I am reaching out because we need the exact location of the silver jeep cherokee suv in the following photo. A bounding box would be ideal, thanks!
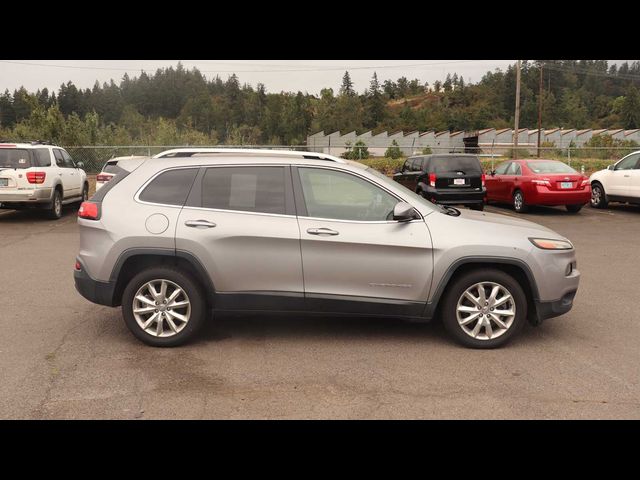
[74,149,580,348]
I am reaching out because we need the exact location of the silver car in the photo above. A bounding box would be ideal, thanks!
[74,150,580,348]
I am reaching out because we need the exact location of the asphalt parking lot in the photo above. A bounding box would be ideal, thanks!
[1,200,639,419]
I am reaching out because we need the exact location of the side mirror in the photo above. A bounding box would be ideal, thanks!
[490,170,496,176]
[76,161,85,169]
[607,164,614,171]
[393,202,417,222]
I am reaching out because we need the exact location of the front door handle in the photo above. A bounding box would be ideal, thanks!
[185,219,217,228]
[624,174,630,177]
[307,227,339,236]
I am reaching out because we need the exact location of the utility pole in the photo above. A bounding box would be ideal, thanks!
[513,60,521,159]
[537,61,543,158]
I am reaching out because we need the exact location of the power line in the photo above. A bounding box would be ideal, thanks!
[0,59,490,74]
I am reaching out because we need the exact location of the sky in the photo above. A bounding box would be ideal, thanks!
[0,60,521,95]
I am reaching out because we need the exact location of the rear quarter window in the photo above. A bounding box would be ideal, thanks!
[103,161,120,174]
[33,148,52,167]
[139,168,199,206]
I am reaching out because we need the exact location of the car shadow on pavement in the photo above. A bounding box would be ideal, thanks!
[0,207,77,222]
[196,313,452,346]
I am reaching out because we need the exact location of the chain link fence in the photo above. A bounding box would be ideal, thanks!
[64,144,639,175]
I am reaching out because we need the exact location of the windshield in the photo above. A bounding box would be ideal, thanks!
[0,149,32,169]
[364,167,440,212]
[526,160,577,174]
[431,156,481,174]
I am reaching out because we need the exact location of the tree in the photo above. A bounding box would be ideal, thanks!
[339,71,355,96]
[385,139,402,159]
[621,86,640,129]
[364,72,385,128]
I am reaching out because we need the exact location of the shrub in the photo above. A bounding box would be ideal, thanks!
[385,140,403,159]
[421,146,432,154]
[341,140,370,160]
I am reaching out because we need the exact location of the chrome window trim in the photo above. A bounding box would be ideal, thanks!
[133,163,425,224]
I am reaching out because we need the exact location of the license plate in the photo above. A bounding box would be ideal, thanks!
[453,178,466,185]
[560,182,573,189]
[0,178,8,187]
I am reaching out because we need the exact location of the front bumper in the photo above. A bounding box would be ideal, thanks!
[532,289,577,324]
[423,186,486,205]
[74,261,118,307]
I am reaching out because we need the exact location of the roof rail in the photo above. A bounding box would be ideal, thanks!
[30,140,56,146]
[151,148,345,163]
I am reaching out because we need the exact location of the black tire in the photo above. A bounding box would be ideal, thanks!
[590,182,608,209]
[566,204,583,213]
[47,189,62,219]
[121,266,207,347]
[513,190,528,213]
[441,268,527,349]
[469,203,484,211]
[79,183,89,205]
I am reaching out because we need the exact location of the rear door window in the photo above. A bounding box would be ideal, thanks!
[201,166,286,215]
[494,162,511,175]
[139,168,199,206]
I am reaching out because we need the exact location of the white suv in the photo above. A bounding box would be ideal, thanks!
[590,151,640,208]
[0,142,88,219]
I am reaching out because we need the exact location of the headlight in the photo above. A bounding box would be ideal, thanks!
[529,237,573,250]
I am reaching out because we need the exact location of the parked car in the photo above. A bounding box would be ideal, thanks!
[96,156,148,192]
[589,151,640,208]
[0,141,88,219]
[393,154,486,210]
[485,159,590,213]
[74,149,580,349]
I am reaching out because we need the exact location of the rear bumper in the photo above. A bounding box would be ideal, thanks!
[423,186,486,205]
[529,188,591,206]
[74,260,118,307]
[0,187,52,204]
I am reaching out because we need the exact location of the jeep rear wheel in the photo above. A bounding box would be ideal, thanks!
[121,266,207,347]
[441,269,527,348]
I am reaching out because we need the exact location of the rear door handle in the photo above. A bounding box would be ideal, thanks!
[185,219,216,228]
[307,227,339,236]
[624,174,630,177]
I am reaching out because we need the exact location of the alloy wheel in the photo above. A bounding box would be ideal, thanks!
[591,185,601,206]
[132,279,191,337]
[456,282,516,340]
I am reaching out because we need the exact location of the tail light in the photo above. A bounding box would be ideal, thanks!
[429,173,436,187]
[532,179,551,187]
[26,171,46,184]
[481,173,486,187]
[96,174,113,183]
[580,179,589,187]
[78,201,101,220]
[74,260,82,271]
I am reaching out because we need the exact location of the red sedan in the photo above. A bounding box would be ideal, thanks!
[485,159,591,213]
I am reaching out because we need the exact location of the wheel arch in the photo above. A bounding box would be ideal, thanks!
[109,249,215,308]
[425,257,541,325]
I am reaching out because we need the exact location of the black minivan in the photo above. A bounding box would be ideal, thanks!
[393,154,486,210]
